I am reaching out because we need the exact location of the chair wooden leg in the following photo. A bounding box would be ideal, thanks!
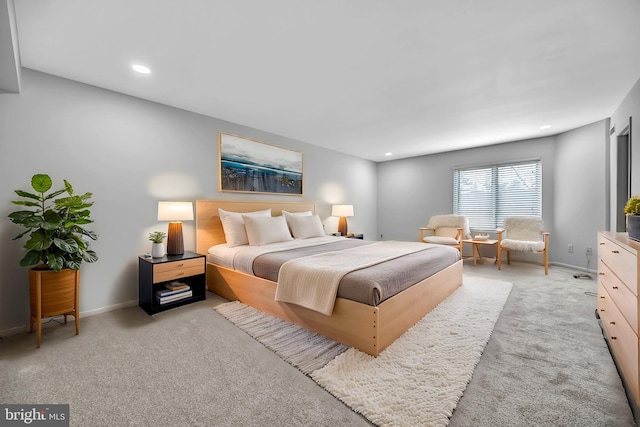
[36,316,41,349]
[506,251,511,265]
[543,249,549,275]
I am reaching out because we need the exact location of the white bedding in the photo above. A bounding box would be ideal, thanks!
[207,236,342,274]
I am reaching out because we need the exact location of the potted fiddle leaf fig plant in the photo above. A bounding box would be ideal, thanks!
[9,173,98,347]
[624,195,640,242]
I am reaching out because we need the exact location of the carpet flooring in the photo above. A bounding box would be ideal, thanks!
[0,261,636,426]
[215,276,513,426]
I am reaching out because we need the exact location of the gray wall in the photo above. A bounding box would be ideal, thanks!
[554,121,609,269]
[377,121,609,270]
[0,69,377,334]
[610,78,640,231]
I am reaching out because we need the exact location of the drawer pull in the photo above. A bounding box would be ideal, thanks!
[600,309,605,312]
[611,336,617,340]
[599,272,605,275]
[600,296,605,299]
[612,250,620,254]
[612,286,618,289]
[610,321,616,325]
[600,242,605,245]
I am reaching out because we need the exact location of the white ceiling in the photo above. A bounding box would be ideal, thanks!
[8,0,640,162]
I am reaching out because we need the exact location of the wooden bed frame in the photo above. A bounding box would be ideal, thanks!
[196,200,463,357]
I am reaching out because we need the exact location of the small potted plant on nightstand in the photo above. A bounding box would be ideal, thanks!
[149,231,166,258]
[625,195,640,241]
[9,173,98,347]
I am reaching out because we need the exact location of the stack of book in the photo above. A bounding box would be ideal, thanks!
[155,281,192,305]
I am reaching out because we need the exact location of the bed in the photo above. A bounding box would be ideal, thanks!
[196,200,463,357]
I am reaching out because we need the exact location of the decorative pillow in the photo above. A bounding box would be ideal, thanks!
[282,210,312,230]
[243,215,294,246]
[288,215,326,239]
[423,236,459,245]
[218,208,271,247]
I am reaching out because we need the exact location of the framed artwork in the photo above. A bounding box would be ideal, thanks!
[218,133,303,195]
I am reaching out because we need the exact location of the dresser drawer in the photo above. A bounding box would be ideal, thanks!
[153,258,205,283]
[599,259,638,333]
[598,235,638,295]
[598,282,640,404]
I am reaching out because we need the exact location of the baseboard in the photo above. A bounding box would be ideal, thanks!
[0,299,138,338]
[0,325,28,337]
[80,299,138,317]
[549,261,596,275]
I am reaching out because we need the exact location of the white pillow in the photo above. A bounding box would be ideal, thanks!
[288,215,326,239]
[282,209,311,227]
[218,208,271,247]
[243,215,294,246]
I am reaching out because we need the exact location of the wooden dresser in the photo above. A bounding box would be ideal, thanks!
[597,231,640,413]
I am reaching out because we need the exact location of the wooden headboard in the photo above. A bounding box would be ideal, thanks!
[195,200,317,255]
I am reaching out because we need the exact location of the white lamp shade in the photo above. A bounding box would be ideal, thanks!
[331,204,354,217]
[158,201,194,221]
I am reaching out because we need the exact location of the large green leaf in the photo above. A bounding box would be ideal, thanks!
[63,179,73,195]
[53,237,79,254]
[41,209,64,230]
[82,250,98,263]
[11,200,41,207]
[66,259,82,270]
[8,210,36,224]
[13,190,42,201]
[43,188,66,201]
[46,254,64,272]
[71,218,92,225]
[31,174,52,193]
[24,229,53,251]
[20,250,42,267]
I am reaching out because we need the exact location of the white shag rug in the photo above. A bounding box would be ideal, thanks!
[214,275,512,427]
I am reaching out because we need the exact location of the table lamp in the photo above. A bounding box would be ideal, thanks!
[158,201,194,255]
[331,204,354,236]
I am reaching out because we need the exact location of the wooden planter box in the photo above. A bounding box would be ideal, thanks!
[29,267,80,348]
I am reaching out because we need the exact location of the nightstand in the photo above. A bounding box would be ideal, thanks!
[347,233,364,240]
[138,251,206,315]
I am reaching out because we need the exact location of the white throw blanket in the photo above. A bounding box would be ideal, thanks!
[275,241,430,315]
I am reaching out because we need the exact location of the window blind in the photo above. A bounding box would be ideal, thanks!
[453,160,542,231]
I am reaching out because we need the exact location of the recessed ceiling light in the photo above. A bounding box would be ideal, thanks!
[132,64,151,74]
[385,152,393,156]
[539,125,551,130]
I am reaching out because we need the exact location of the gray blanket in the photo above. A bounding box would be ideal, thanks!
[252,240,460,306]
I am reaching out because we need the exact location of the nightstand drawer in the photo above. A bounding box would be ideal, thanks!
[153,258,204,283]
[599,235,637,295]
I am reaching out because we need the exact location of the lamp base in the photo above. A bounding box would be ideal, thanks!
[338,217,348,236]
[166,222,184,255]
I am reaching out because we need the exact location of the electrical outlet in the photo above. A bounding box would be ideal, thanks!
[568,244,573,253]
[586,247,592,256]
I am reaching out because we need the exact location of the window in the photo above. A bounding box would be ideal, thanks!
[453,160,542,231]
